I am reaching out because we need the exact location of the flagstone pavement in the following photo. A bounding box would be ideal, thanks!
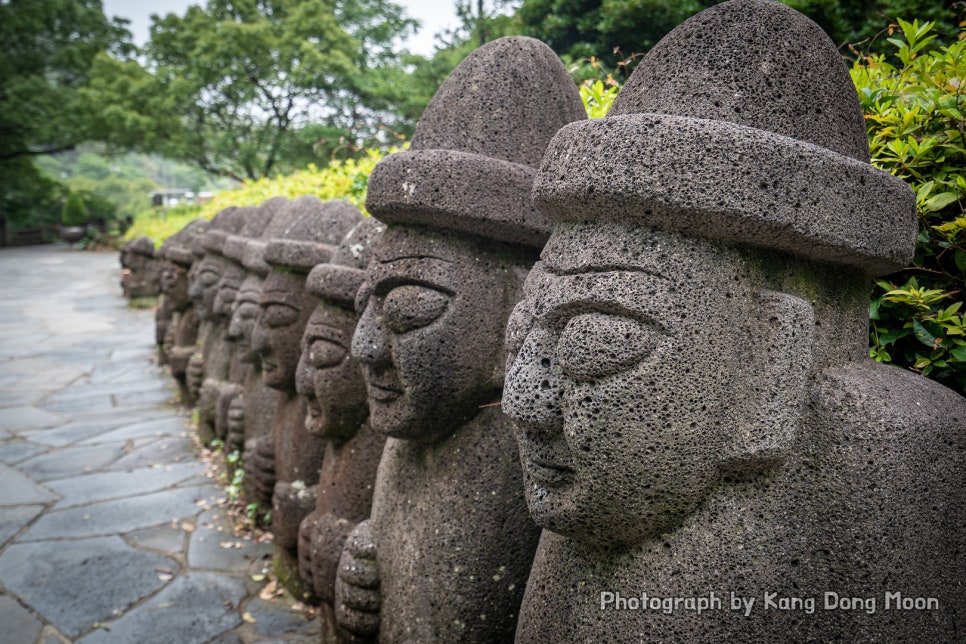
[0,245,320,643]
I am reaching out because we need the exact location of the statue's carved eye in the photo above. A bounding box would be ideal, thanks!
[382,285,450,333]
[200,269,221,286]
[505,299,534,362]
[262,303,299,328]
[308,339,347,369]
[557,312,662,381]
[235,301,260,321]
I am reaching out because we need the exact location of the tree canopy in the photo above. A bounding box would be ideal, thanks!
[82,0,420,182]
[0,0,131,225]
[515,0,965,73]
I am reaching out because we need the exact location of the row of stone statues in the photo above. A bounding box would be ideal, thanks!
[127,1,963,641]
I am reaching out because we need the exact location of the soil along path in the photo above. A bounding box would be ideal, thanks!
[0,245,318,643]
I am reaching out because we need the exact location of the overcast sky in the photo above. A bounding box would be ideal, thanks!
[101,0,462,56]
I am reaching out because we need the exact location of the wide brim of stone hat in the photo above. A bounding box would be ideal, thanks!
[201,229,231,255]
[222,235,270,276]
[162,245,195,267]
[365,149,551,249]
[305,263,364,307]
[222,234,247,264]
[532,112,917,275]
[264,240,334,272]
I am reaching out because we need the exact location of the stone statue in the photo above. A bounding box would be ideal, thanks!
[295,218,386,637]
[196,197,289,446]
[190,205,257,444]
[119,236,161,299]
[246,196,361,595]
[185,206,243,408]
[221,196,290,453]
[157,219,208,402]
[334,36,586,642]
[502,1,966,641]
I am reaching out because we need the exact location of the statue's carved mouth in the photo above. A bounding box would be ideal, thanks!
[367,381,401,401]
[528,458,574,487]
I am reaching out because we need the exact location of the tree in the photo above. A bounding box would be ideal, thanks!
[82,0,420,182]
[0,0,131,225]
[515,0,964,72]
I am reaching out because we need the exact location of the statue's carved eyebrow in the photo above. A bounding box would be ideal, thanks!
[552,264,667,279]
[376,254,451,264]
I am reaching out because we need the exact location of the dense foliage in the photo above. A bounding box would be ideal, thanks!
[81,0,418,182]
[515,0,963,71]
[124,149,389,243]
[853,19,966,394]
[0,0,131,227]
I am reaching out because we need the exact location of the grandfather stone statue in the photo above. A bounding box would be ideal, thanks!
[119,236,162,299]
[246,196,361,594]
[503,1,966,641]
[295,218,386,636]
[186,206,243,408]
[334,36,586,642]
[221,196,290,453]
[157,219,208,402]
[190,205,256,444]
[197,197,288,445]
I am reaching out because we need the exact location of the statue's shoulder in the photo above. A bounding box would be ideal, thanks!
[814,359,966,435]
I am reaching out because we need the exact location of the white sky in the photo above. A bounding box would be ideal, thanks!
[101,0,462,56]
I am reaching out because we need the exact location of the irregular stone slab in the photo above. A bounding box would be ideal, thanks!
[112,388,174,408]
[0,439,47,464]
[44,378,170,404]
[123,523,187,555]
[0,535,176,638]
[17,444,127,481]
[0,388,49,407]
[0,505,44,547]
[77,417,191,446]
[107,436,196,470]
[187,508,272,573]
[18,484,220,541]
[28,406,175,447]
[0,406,65,432]
[46,461,205,509]
[0,594,43,644]
[25,422,125,448]
[76,572,246,644]
[38,394,115,414]
[0,463,58,504]
[246,597,318,637]
[86,363,147,385]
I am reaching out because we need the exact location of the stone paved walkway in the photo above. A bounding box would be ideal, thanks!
[0,245,319,643]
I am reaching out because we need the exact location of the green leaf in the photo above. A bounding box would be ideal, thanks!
[913,318,946,348]
[923,192,959,212]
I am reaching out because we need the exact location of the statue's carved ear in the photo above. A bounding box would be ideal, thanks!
[727,290,814,471]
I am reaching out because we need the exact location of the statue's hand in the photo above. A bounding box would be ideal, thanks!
[335,519,380,640]
[225,395,245,453]
[302,511,356,603]
[186,353,204,398]
[243,435,275,504]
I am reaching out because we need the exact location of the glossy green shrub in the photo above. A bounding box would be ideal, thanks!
[852,19,966,394]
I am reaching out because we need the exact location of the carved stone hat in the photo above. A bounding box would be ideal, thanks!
[202,205,255,257]
[261,196,362,274]
[191,206,240,259]
[532,0,916,275]
[122,236,156,260]
[222,196,290,277]
[159,219,209,267]
[305,217,385,309]
[365,36,586,249]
